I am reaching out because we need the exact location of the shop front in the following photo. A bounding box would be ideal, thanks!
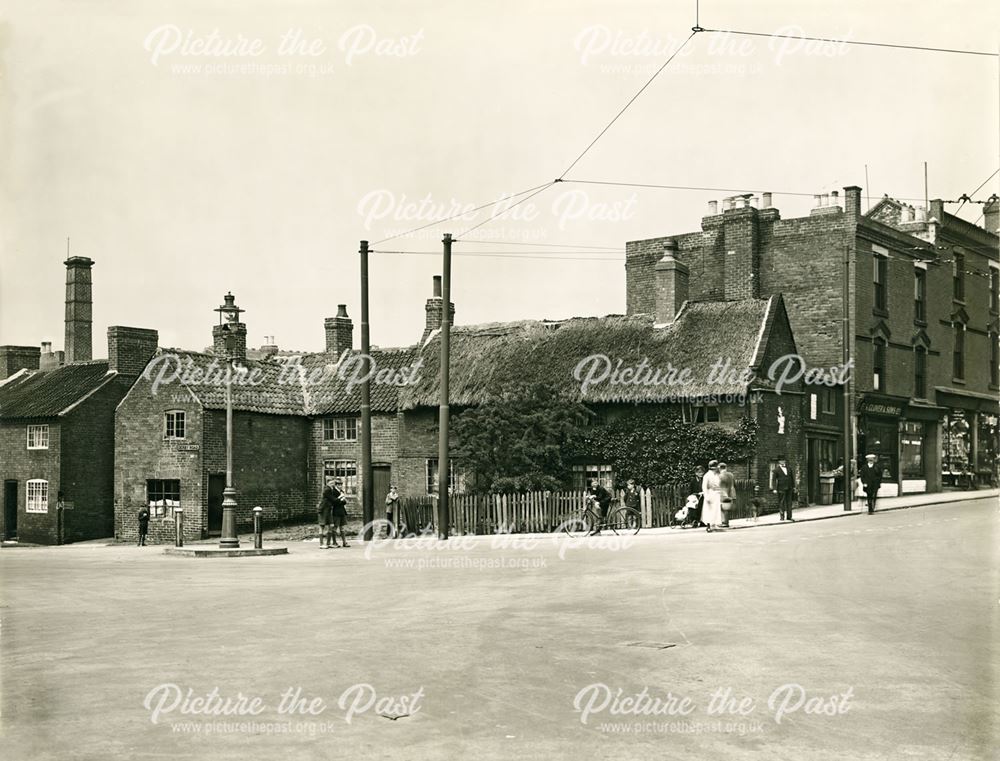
[936,387,1000,490]
[900,400,945,494]
[856,393,909,498]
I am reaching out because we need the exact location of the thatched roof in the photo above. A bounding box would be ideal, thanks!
[399,297,779,409]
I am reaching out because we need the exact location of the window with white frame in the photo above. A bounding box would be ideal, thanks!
[425,458,466,495]
[27,424,49,449]
[323,417,359,442]
[572,464,613,491]
[164,411,186,440]
[26,480,49,513]
[324,460,358,495]
[147,479,180,517]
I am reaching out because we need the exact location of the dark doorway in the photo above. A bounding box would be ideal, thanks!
[208,474,225,536]
[3,480,17,540]
[372,465,392,506]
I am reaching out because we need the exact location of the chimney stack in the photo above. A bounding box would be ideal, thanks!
[654,239,689,326]
[324,305,354,356]
[422,276,455,343]
[984,197,999,235]
[107,327,158,376]
[39,342,64,370]
[212,292,248,362]
[0,346,41,380]
[844,186,862,225]
[64,256,94,363]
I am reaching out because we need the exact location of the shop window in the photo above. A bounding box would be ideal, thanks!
[942,412,971,476]
[901,422,924,479]
[147,479,180,517]
[324,460,358,496]
[977,414,998,484]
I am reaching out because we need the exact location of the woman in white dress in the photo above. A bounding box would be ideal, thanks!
[701,460,723,532]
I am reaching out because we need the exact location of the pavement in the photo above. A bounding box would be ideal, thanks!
[1,496,997,760]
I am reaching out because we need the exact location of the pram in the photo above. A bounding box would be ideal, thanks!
[673,493,704,528]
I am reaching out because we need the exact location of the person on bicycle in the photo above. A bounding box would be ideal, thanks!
[587,478,613,534]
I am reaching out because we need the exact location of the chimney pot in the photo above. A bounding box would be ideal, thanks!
[813,194,822,208]
[762,192,772,209]
[722,198,733,212]
[707,200,718,215]
[336,304,349,319]
[41,341,52,353]
[830,190,840,206]
[432,275,442,297]
[654,245,689,325]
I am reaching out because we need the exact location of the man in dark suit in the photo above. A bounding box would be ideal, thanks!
[772,458,795,521]
[859,453,883,514]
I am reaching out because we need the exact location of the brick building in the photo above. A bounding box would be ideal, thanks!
[625,186,1000,500]
[0,257,157,544]
[113,293,420,543]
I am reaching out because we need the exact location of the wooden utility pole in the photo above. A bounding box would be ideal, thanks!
[437,233,452,540]
[360,240,374,540]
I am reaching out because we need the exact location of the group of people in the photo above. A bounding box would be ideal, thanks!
[690,460,739,532]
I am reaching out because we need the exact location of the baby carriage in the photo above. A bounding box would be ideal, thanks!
[673,493,704,528]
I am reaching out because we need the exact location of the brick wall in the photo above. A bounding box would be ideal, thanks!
[307,413,401,517]
[202,409,310,531]
[115,379,203,544]
[0,419,61,543]
[59,377,133,542]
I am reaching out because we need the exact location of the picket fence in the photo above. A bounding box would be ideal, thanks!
[396,479,759,535]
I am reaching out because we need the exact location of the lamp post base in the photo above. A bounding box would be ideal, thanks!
[219,487,240,549]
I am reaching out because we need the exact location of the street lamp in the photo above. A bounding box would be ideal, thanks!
[219,325,240,549]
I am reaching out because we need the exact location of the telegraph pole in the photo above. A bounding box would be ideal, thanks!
[842,245,853,511]
[360,240,374,540]
[437,233,452,540]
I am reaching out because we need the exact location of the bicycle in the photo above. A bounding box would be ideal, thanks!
[561,496,641,538]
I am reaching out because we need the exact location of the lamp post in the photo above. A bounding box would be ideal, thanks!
[219,325,240,549]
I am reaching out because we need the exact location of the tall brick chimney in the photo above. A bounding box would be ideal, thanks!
[0,346,41,380]
[324,305,353,356]
[422,275,455,343]
[654,239,688,326]
[212,292,248,362]
[107,327,159,376]
[64,256,94,363]
[722,198,760,300]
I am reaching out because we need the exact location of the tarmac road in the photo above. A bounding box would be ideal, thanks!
[1,497,996,760]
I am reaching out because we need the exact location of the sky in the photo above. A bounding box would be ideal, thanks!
[1,0,998,354]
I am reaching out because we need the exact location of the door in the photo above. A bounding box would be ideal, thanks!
[806,439,819,504]
[3,481,17,540]
[207,474,225,536]
[372,465,392,511]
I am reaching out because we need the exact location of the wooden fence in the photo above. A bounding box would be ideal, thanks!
[397,479,760,535]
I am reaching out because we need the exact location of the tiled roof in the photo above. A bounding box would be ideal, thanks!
[0,362,115,419]
[399,298,775,409]
[154,350,307,416]
[298,348,418,415]
[153,347,418,417]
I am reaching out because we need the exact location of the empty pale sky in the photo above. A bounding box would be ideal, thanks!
[1,0,997,353]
